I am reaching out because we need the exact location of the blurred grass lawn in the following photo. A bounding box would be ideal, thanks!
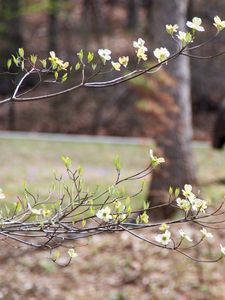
[0,137,224,204]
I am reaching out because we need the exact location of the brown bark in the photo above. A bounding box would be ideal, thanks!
[0,0,22,130]
[147,0,197,219]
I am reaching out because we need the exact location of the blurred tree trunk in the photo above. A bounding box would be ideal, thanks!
[81,0,103,47]
[127,0,139,31]
[0,0,22,130]
[48,0,60,52]
[147,0,197,219]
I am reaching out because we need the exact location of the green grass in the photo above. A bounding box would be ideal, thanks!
[0,137,224,204]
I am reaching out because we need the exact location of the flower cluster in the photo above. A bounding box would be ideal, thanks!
[176,184,208,214]
[48,51,69,71]
[133,38,148,61]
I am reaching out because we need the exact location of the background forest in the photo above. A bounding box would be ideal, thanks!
[0,0,225,140]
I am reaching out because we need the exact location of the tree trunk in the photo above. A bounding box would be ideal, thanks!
[48,0,60,52]
[147,0,197,219]
[127,0,139,31]
[0,0,22,130]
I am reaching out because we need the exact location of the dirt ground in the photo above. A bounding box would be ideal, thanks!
[0,224,224,300]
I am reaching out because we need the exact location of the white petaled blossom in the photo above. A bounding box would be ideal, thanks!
[0,188,5,200]
[176,197,191,212]
[111,61,121,71]
[213,16,225,32]
[96,207,112,222]
[68,248,78,258]
[133,38,148,51]
[149,149,165,167]
[155,230,172,246]
[220,244,225,256]
[153,47,170,63]
[176,31,193,46]
[189,194,208,213]
[98,49,111,61]
[186,17,204,32]
[178,229,193,242]
[136,48,148,61]
[200,228,213,239]
[166,24,179,35]
[133,38,148,61]
[182,184,194,198]
[49,51,69,70]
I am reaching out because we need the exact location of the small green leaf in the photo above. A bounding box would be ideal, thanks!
[175,188,180,198]
[75,62,81,71]
[7,59,12,70]
[54,71,58,80]
[169,186,173,195]
[40,59,47,69]
[61,73,68,83]
[92,63,97,71]
[30,54,37,65]
[87,51,94,63]
[82,219,86,227]
[18,48,24,58]
[12,55,19,67]
[77,49,83,61]
[113,156,122,172]
[61,156,72,168]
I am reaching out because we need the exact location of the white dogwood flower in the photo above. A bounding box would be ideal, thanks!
[176,31,192,46]
[182,184,194,198]
[133,38,148,51]
[213,16,225,32]
[186,17,204,32]
[176,197,191,212]
[166,24,179,35]
[111,61,121,71]
[178,229,193,242]
[137,48,148,61]
[118,56,129,67]
[98,49,111,61]
[200,228,213,239]
[96,207,112,222]
[153,47,170,63]
[149,149,165,167]
[155,230,171,246]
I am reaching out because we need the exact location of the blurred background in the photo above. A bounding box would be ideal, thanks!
[0,1,225,299]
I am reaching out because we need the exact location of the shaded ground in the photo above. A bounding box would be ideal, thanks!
[0,229,224,300]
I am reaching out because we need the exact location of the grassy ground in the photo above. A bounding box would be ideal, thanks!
[0,137,224,201]
[0,137,224,300]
